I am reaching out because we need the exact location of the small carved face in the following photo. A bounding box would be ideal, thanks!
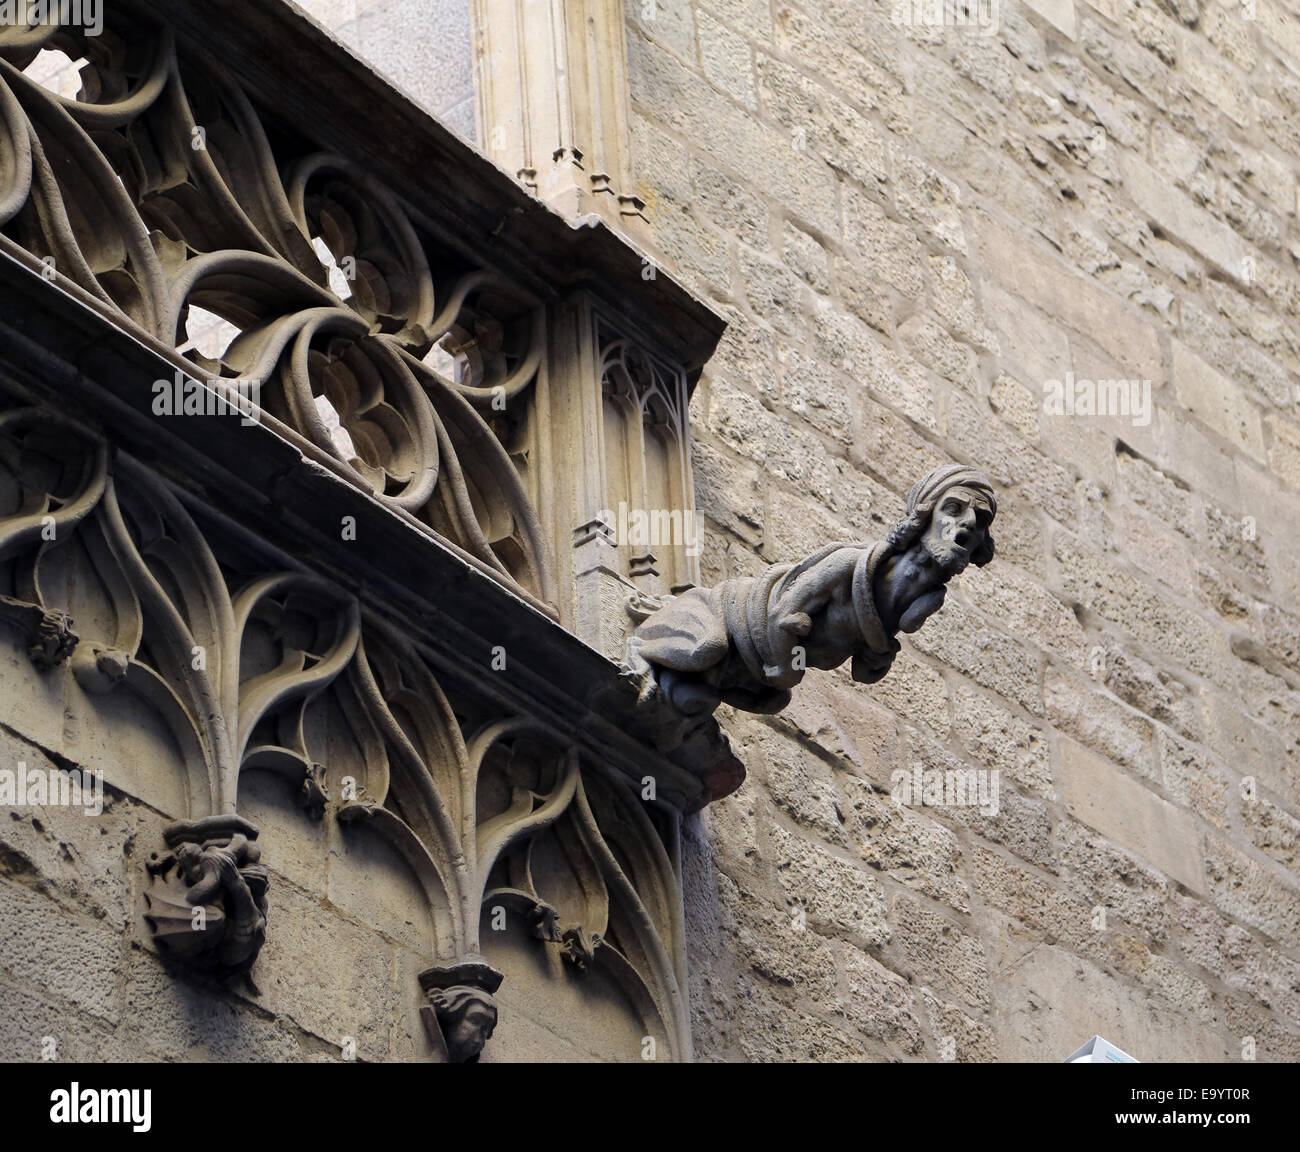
[920,485,994,574]
[438,990,498,1063]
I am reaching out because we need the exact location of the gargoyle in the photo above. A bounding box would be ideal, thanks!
[625,464,996,740]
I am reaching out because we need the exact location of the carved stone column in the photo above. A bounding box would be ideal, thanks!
[473,0,646,231]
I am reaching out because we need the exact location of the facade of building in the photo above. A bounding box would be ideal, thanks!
[1,0,1298,1063]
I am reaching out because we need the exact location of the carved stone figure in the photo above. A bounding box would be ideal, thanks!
[626,465,996,738]
[418,962,504,1063]
[0,598,78,669]
[143,816,270,984]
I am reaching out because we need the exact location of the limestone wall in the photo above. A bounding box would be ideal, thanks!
[295,0,478,140]
[624,0,1300,1061]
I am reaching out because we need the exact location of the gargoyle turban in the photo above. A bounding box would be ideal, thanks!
[883,463,997,566]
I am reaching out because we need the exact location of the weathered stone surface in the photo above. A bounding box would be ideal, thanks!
[1053,818,1172,942]
[839,774,971,913]
[908,597,1044,716]
[715,868,841,1003]
[1060,738,1205,892]
[973,211,1163,385]
[730,975,874,1062]
[891,894,990,1011]
[992,928,1230,1062]
[0,878,123,1027]
[770,822,890,947]
[1172,340,1266,461]
[1243,794,1300,873]
[1203,837,1300,950]
[735,717,847,845]
[234,876,394,1049]
[923,989,996,1062]
[951,685,1053,798]
[1044,667,1158,782]
[840,947,926,1057]
[119,947,309,1062]
[1158,730,1232,830]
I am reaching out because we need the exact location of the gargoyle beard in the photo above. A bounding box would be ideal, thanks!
[918,532,972,578]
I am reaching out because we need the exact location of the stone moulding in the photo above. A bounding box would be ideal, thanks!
[472,0,646,231]
[0,0,723,1060]
[0,5,555,609]
[0,384,695,1057]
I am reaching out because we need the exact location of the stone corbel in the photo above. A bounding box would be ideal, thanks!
[418,960,504,1063]
[0,595,78,669]
[142,816,269,986]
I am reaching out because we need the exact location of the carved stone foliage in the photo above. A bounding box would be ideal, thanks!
[0,5,553,607]
[626,465,999,746]
[0,404,689,1059]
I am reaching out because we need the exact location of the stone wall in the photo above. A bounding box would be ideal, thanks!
[625,0,1300,1060]
[295,0,478,140]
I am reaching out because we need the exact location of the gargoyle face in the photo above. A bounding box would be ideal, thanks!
[920,485,994,575]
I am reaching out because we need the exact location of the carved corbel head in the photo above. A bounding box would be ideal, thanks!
[418,961,504,1063]
[874,466,997,640]
[142,815,269,985]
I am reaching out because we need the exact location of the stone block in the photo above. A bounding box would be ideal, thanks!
[839,774,971,913]
[1204,836,1300,950]
[840,947,926,1056]
[891,893,990,1010]
[1172,340,1265,461]
[973,211,1163,386]
[992,929,1230,1062]
[770,821,889,947]
[1059,737,1204,892]
[0,878,122,1026]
